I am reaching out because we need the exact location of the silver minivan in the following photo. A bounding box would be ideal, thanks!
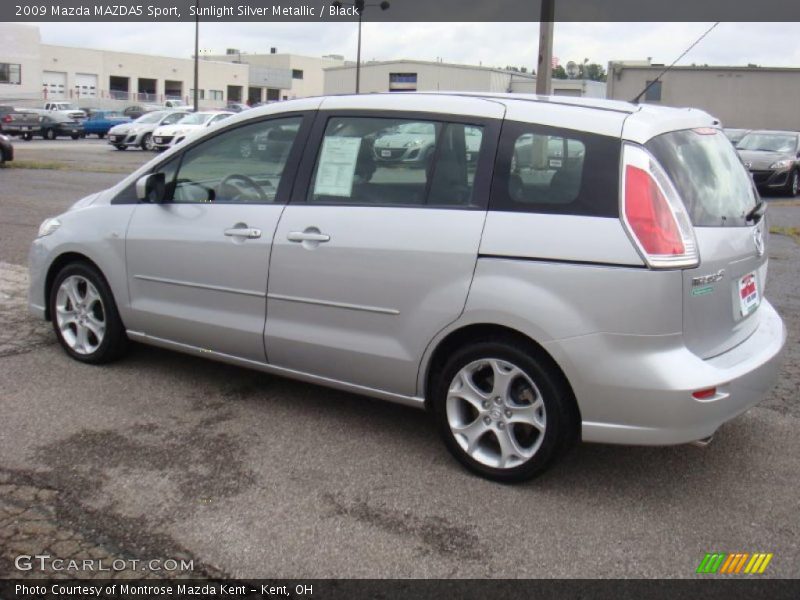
[29,94,786,482]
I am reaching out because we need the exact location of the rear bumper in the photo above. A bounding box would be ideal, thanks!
[545,299,786,445]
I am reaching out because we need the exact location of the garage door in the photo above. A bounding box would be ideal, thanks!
[74,73,98,99]
[43,71,67,99]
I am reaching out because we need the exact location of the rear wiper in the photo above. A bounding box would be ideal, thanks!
[745,201,766,224]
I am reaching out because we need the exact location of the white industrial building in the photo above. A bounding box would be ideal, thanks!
[0,23,334,109]
[202,49,345,103]
[323,60,607,97]
[2,23,606,112]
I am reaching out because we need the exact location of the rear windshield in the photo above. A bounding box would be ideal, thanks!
[646,129,757,227]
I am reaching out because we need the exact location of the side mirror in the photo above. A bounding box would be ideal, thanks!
[135,172,167,203]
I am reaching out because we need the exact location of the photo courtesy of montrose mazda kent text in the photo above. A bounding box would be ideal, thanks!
[28,93,786,482]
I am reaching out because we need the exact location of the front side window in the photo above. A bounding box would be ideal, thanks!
[491,122,620,217]
[161,112,188,126]
[166,116,303,204]
[307,116,483,207]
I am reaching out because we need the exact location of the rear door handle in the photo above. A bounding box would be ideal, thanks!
[224,227,262,239]
[287,230,330,243]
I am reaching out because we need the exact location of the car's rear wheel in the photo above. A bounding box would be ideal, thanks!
[114,144,127,151]
[44,129,56,140]
[22,133,33,141]
[98,133,105,139]
[141,133,154,151]
[70,134,79,140]
[431,339,578,482]
[50,262,128,364]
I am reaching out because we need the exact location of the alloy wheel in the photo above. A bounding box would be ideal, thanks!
[55,275,106,355]
[445,358,546,469]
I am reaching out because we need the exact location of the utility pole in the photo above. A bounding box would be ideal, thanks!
[535,0,555,95]
[193,0,200,111]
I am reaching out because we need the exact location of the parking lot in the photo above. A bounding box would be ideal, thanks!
[1,137,799,579]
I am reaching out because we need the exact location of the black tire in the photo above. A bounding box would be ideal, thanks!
[44,128,56,140]
[140,133,152,151]
[22,133,33,141]
[98,133,105,139]
[785,170,799,197]
[430,338,578,482]
[115,144,127,151]
[71,134,79,140]
[49,261,129,365]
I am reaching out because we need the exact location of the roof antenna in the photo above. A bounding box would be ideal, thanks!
[631,22,720,104]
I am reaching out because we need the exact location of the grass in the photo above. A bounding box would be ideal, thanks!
[1,159,131,174]
[770,226,800,245]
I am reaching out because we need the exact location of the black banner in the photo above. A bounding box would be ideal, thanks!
[4,0,800,22]
[1,579,800,600]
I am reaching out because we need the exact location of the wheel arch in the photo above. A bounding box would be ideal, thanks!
[421,323,581,428]
[44,252,108,321]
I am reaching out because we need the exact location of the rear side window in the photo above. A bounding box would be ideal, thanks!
[490,121,621,217]
[646,129,757,227]
[307,116,484,208]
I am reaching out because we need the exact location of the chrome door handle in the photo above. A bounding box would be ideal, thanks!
[287,231,330,243]
[224,227,262,239]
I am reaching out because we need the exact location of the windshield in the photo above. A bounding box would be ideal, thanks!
[647,128,757,227]
[178,113,214,125]
[135,111,166,124]
[737,132,798,153]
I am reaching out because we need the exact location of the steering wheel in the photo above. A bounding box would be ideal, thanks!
[218,173,267,203]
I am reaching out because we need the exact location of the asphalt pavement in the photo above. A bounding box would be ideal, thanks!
[0,141,798,579]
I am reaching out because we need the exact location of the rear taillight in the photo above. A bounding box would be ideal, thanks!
[1,115,11,123]
[621,143,699,269]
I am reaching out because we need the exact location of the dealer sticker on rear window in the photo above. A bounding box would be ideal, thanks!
[738,272,759,317]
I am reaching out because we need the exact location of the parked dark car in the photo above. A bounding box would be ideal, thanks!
[82,110,132,138]
[36,114,85,140]
[723,128,751,146]
[0,106,42,139]
[736,130,800,196]
[123,104,160,120]
[0,134,13,164]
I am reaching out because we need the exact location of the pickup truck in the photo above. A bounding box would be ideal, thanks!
[82,110,132,138]
[43,101,87,120]
[0,105,43,139]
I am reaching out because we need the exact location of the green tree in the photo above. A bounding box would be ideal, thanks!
[552,65,568,79]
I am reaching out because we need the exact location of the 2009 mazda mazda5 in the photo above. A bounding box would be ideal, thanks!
[29,93,786,482]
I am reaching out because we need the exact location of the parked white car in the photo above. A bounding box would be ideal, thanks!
[107,110,190,151]
[151,111,234,151]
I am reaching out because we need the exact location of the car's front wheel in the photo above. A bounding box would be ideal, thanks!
[50,262,129,364]
[44,128,56,140]
[141,133,154,151]
[431,339,578,482]
[786,170,799,197]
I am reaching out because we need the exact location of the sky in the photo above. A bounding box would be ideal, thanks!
[32,22,800,71]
